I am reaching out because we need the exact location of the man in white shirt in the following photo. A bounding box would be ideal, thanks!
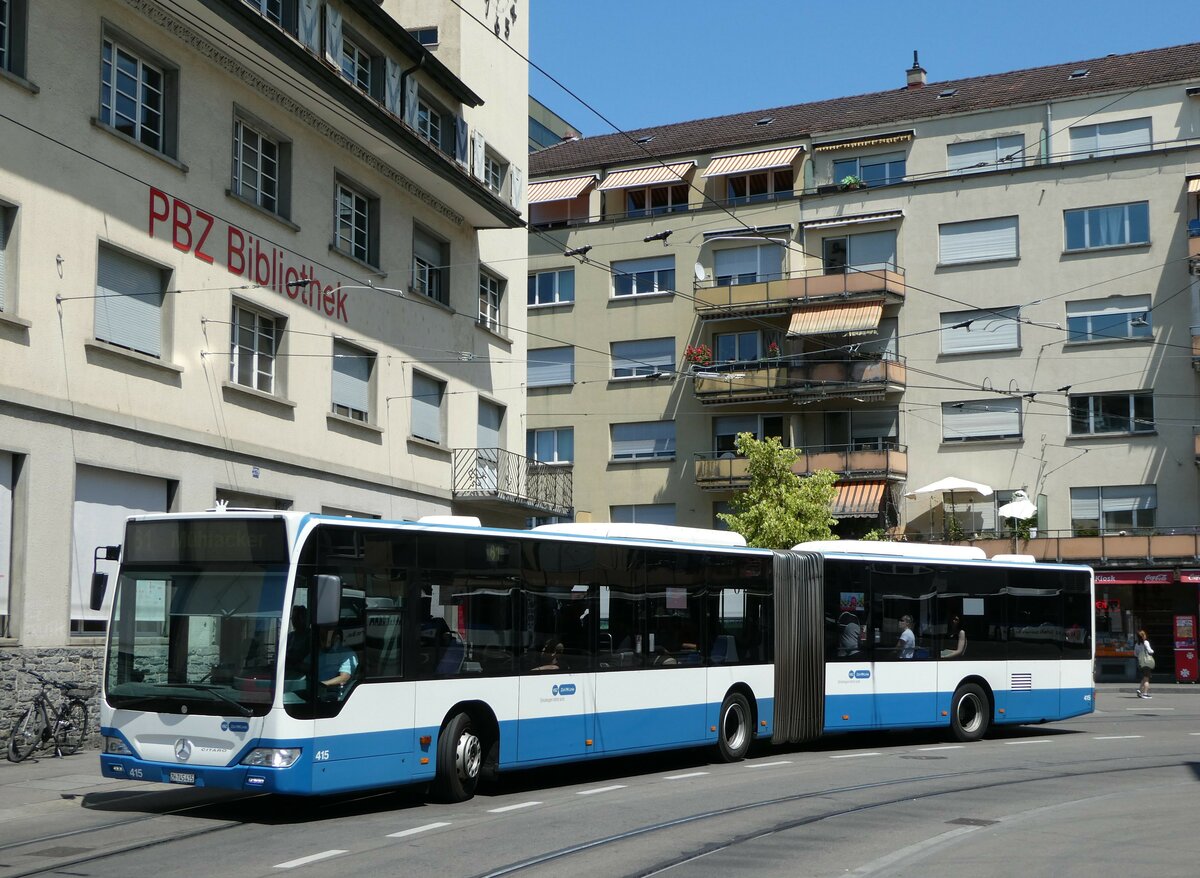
[896,614,916,659]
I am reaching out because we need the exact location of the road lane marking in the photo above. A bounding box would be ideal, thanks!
[918,745,963,751]
[275,850,347,869]
[577,785,626,795]
[488,801,542,813]
[746,761,793,768]
[1126,707,1174,711]
[830,752,880,759]
[387,822,451,838]
[1093,735,1143,740]
[664,771,710,780]
[1004,739,1051,745]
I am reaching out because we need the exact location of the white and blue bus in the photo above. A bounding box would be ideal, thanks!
[98,512,1094,801]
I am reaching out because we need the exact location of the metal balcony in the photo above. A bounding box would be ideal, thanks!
[694,442,908,490]
[693,355,906,405]
[694,266,906,317]
[452,448,573,517]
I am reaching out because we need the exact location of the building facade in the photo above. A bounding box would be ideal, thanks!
[527,45,1200,679]
[0,0,554,726]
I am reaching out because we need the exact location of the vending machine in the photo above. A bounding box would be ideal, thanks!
[1174,615,1197,683]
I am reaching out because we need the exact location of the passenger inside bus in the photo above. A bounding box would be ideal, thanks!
[895,614,916,659]
[285,606,311,673]
[533,640,564,671]
[941,615,968,658]
[837,611,863,656]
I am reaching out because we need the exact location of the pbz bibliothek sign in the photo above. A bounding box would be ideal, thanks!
[148,188,350,324]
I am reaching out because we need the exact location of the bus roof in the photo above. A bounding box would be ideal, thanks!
[793,540,987,560]
[533,522,748,548]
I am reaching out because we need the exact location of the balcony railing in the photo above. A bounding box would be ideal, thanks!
[694,265,906,315]
[694,442,907,489]
[452,448,573,517]
[693,355,906,404]
[909,529,1200,565]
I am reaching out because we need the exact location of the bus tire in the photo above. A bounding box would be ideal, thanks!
[432,712,482,803]
[950,683,990,742]
[716,693,752,762]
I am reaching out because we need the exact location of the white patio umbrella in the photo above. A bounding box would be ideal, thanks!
[905,477,993,538]
[997,489,1038,521]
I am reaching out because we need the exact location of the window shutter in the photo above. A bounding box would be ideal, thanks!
[938,217,1018,264]
[95,247,164,357]
[612,421,675,458]
[714,246,760,281]
[612,338,673,375]
[851,409,898,441]
[1100,485,1156,512]
[410,373,443,443]
[455,116,469,167]
[714,415,758,438]
[472,131,486,180]
[413,228,442,266]
[402,76,419,128]
[324,4,343,66]
[942,398,1021,440]
[331,341,370,414]
[611,504,676,525]
[847,230,896,270]
[528,347,574,387]
[612,255,674,276]
[510,165,524,208]
[1096,118,1151,153]
[1066,294,1150,319]
[947,138,999,172]
[477,401,502,448]
[940,307,1021,354]
[297,0,321,52]
[1070,487,1100,520]
[384,57,402,115]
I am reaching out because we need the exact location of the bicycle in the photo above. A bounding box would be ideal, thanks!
[6,669,92,763]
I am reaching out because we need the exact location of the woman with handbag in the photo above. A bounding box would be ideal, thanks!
[1134,629,1155,699]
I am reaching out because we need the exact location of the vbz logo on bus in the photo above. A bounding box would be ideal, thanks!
[553,683,577,697]
[848,669,871,680]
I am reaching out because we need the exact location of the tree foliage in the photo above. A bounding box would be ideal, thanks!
[716,433,838,549]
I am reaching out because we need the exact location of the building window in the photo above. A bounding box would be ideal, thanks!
[611,337,673,378]
[0,204,11,313]
[713,415,785,453]
[332,339,373,422]
[417,98,442,146]
[527,268,574,306]
[821,230,897,273]
[478,270,504,332]
[938,216,1019,265]
[411,371,445,444]
[714,244,785,285]
[100,36,174,156]
[483,153,507,195]
[528,347,574,388]
[941,398,1022,442]
[527,427,573,463]
[1064,202,1149,251]
[1069,392,1153,436]
[939,306,1021,354]
[833,152,905,187]
[408,26,438,46]
[413,225,449,304]
[611,503,676,525]
[947,135,1024,174]
[713,331,760,363]
[726,169,793,204]
[611,421,675,460]
[611,255,674,297]
[95,245,167,358]
[1068,117,1151,159]
[1071,485,1156,535]
[340,32,372,93]
[230,303,278,393]
[1066,295,1151,343]
[625,183,689,217]
[241,0,283,25]
[0,0,28,78]
[232,117,289,215]
[334,180,377,266]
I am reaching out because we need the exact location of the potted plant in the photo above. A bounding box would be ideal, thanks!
[839,175,866,191]
[684,344,713,368]
[765,341,780,359]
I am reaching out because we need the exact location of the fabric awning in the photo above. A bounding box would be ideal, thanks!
[596,161,694,191]
[701,146,803,178]
[812,130,915,153]
[802,210,904,230]
[832,481,887,518]
[1188,176,1200,194]
[527,174,597,205]
[788,302,884,337]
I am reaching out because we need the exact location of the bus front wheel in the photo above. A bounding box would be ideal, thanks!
[716,693,752,762]
[950,683,990,742]
[432,712,482,802]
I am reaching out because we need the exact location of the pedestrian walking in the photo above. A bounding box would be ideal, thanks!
[1134,629,1155,698]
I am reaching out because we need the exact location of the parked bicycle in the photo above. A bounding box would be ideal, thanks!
[6,669,92,763]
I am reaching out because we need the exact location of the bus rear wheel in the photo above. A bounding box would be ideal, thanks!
[716,693,752,762]
[432,712,482,803]
[950,683,990,742]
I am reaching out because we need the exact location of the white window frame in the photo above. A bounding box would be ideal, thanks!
[478,270,504,332]
[1069,391,1154,436]
[713,330,760,363]
[941,398,1022,442]
[624,183,689,217]
[230,302,278,394]
[1071,485,1156,534]
[611,337,673,379]
[947,135,1025,174]
[340,32,371,93]
[528,346,574,388]
[1064,201,1150,252]
[242,0,283,25]
[335,180,372,264]
[413,225,448,304]
[939,307,1021,355]
[527,268,574,306]
[1068,117,1152,159]
[417,98,441,146]
[714,243,785,285]
[483,153,506,195]
[938,216,1019,265]
[232,117,281,213]
[1066,295,1151,343]
[408,26,438,46]
[331,339,373,423]
[833,151,906,187]
[611,255,675,297]
[100,36,166,153]
[611,421,676,461]
[527,427,573,464]
[410,371,446,444]
[725,168,793,204]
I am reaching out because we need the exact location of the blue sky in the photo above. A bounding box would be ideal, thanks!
[530,1,1198,137]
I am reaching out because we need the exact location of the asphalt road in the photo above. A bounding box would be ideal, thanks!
[2,688,1197,878]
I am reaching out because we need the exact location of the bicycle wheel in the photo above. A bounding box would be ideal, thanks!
[58,699,89,756]
[7,703,48,763]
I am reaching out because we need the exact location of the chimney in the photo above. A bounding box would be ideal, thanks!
[906,50,927,89]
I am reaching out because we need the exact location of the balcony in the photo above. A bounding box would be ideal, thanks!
[452,448,573,517]
[694,266,906,317]
[922,530,1200,566]
[1190,218,1200,267]
[694,442,908,490]
[693,355,906,405]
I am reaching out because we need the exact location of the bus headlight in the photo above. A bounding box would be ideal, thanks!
[241,748,301,768]
[103,736,133,756]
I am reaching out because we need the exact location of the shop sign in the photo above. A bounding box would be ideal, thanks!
[1180,570,1200,584]
[1093,570,1173,585]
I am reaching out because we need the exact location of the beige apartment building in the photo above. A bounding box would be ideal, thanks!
[0,0,561,703]
[527,44,1200,678]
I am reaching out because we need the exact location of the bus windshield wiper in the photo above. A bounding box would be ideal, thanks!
[160,683,253,717]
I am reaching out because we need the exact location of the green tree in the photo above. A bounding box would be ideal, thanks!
[716,433,838,549]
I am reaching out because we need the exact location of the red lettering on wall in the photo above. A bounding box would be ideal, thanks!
[193,209,216,265]
[149,188,169,237]
[227,227,245,276]
[171,200,193,254]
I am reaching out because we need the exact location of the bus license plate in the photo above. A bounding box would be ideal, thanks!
[168,771,196,785]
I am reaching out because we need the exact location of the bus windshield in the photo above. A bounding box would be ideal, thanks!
[103,518,291,717]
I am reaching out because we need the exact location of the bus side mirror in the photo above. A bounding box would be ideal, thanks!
[89,572,109,612]
[314,574,342,627]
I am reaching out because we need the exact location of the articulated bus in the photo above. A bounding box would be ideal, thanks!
[98,512,1094,801]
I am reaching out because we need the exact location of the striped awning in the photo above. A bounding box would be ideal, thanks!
[702,146,803,178]
[527,174,597,205]
[596,161,694,191]
[788,302,883,337]
[802,210,904,230]
[832,480,887,518]
[1188,176,1200,194]
[812,130,915,153]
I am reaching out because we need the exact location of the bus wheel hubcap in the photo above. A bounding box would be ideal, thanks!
[457,732,481,780]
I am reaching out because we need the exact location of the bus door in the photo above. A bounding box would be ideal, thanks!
[1006,581,1063,720]
[872,568,939,728]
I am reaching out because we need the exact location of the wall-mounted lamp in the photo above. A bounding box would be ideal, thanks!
[564,245,593,258]
[643,230,673,243]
